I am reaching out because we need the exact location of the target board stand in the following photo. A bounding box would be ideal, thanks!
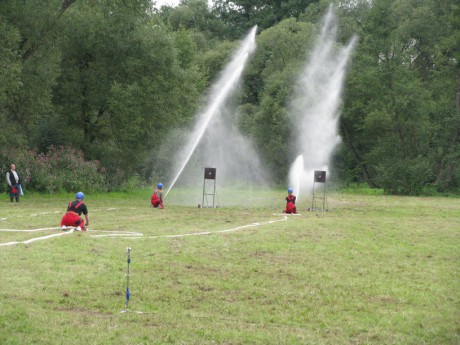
[201,167,219,208]
[309,170,328,212]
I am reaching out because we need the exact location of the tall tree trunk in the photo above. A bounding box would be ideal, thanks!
[435,68,460,189]
[21,0,77,60]
[341,121,378,188]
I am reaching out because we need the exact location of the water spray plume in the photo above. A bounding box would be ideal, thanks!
[288,154,304,201]
[288,5,356,198]
[165,26,257,198]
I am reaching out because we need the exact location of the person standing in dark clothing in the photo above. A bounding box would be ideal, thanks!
[6,163,20,203]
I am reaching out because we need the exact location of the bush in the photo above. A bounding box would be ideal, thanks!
[0,146,106,194]
[375,157,434,196]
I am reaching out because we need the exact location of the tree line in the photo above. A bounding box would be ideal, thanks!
[0,0,458,195]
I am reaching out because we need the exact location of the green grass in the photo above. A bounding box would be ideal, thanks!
[0,189,459,344]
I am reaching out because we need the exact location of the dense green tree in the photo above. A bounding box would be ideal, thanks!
[161,0,228,42]
[48,1,205,184]
[0,0,458,194]
[341,0,459,194]
[239,19,316,181]
[213,0,319,39]
[0,19,22,147]
[0,0,76,148]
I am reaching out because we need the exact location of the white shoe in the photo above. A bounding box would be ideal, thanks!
[76,226,81,231]
[61,225,67,230]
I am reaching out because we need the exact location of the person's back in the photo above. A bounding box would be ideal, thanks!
[67,200,88,215]
[61,192,89,231]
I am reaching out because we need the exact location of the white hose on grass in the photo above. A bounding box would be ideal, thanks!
[0,228,75,247]
[0,214,294,246]
[148,215,288,239]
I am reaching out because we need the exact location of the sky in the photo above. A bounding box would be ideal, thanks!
[153,0,181,6]
[153,0,214,8]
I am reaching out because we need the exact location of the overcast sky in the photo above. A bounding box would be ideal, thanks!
[153,0,214,8]
[153,0,181,7]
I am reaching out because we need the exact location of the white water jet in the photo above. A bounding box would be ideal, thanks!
[288,6,357,201]
[165,26,259,198]
[288,154,304,201]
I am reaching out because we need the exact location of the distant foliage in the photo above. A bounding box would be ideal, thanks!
[0,0,458,196]
[0,146,106,194]
[375,157,433,196]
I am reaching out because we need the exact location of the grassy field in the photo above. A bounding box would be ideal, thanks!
[0,188,459,344]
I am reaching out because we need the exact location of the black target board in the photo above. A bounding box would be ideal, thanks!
[204,167,216,180]
[314,170,326,183]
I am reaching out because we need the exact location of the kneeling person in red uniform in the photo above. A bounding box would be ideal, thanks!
[284,187,297,214]
[151,183,164,209]
[61,192,90,231]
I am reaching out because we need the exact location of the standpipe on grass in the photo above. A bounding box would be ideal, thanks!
[123,247,131,311]
[119,247,148,314]
[0,215,300,317]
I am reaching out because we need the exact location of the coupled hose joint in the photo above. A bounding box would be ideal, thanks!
[125,247,132,309]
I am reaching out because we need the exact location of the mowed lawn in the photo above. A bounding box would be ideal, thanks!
[0,189,459,345]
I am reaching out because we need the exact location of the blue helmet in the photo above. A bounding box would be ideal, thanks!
[76,192,85,199]
[287,187,293,193]
[157,183,164,189]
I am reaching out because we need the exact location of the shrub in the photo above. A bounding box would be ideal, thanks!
[375,157,434,196]
[0,146,106,194]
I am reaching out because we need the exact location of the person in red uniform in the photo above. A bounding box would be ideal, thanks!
[61,192,90,231]
[284,187,297,214]
[151,183,164,209]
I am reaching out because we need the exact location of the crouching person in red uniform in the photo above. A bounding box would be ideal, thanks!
[151,183,164,209]
[61,192,90,231]
[284,187,297,214]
